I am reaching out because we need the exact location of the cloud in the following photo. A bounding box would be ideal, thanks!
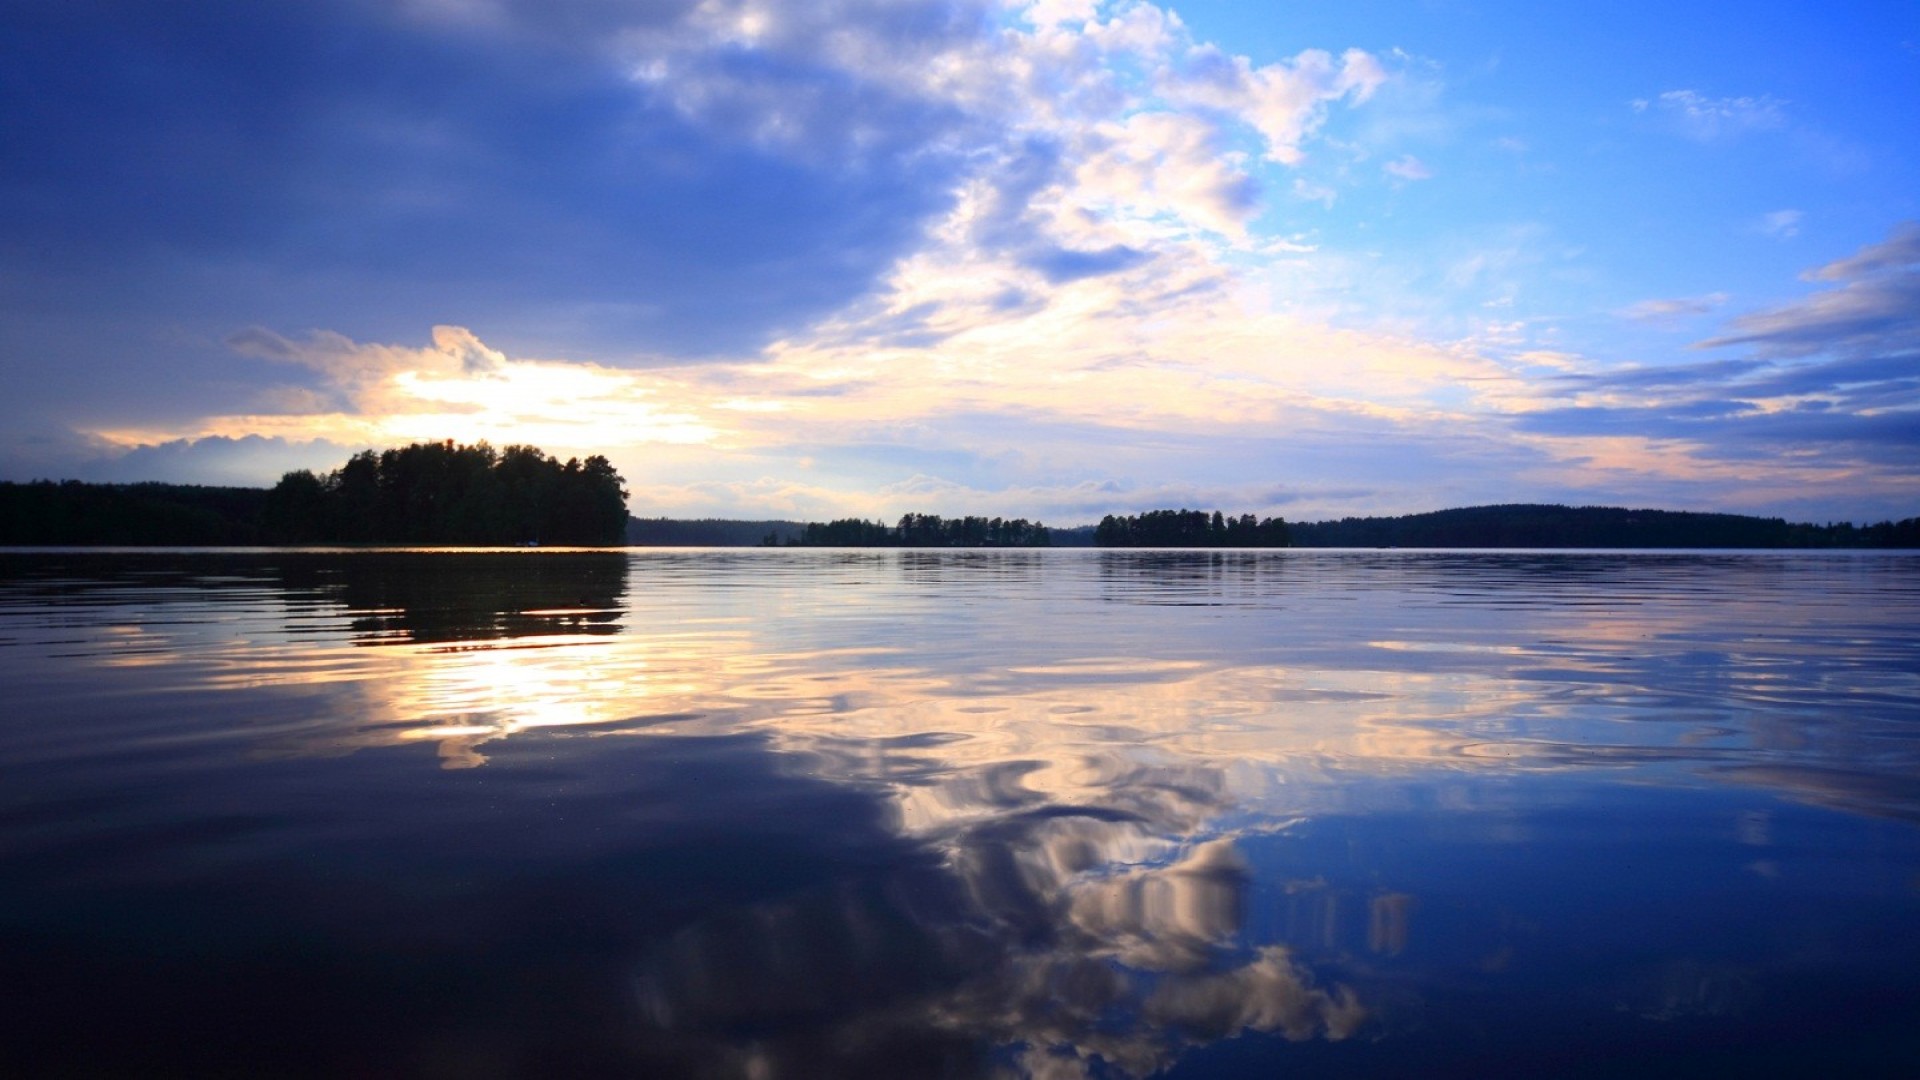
[67,435,357,487]
[1634,89,1787,141]
[9,4,1914,524]
[0,0,1400,445]
[1292,178,1338,207]
[1072,111,1266,238]
[1162,44,1388,165]
[1801,221,1920,282]
[1382,154,1432,181]
[1756,210,1803,239]
[1499,225,1920,506]
[1618,293,1731,323]
[1702,221,1920,356]
[3,3,980,362]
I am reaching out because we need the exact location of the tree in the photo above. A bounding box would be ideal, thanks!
[1093,509,1291,548]
[263,440,630,545]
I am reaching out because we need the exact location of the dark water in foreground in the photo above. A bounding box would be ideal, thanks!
[3,548,1919,1078]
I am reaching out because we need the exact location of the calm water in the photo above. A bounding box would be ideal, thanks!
[3,549,1919,1077]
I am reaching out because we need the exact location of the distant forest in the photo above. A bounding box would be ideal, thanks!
[6,468,1919,551]
[788,513,1052,547]
[0,480,276,545]
[1095,509,1291,547]
[627,517,805,546]
[0,441,628,546]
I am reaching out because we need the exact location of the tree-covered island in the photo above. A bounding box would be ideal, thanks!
[0,440,627,545]
[264,441,628,545]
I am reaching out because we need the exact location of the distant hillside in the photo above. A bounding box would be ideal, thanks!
[626,517,805,546]
[1288,503,1920,549]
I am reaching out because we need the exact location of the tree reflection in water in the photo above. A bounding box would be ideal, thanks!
[3,549,1919,1077]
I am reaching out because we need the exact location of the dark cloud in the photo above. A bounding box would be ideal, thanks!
[0,1,978,366]
[1533,224,1920,471]
[1516,403,1920,464]
[1554,357,1768,390]
[1562,352,1919,405]
[16,434,356,486]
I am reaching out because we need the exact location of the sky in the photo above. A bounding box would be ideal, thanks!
[2,0,1917,524]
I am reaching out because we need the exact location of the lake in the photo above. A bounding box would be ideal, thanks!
[3,548,1918,1077]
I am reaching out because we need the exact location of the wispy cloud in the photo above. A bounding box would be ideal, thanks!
[1618,293,1731,323]
[1756,209,1803,238]
[1382,154,1433,181]
[1503,224,1920,514]
[1632,89,1788,141]
[1703,221,1920,356]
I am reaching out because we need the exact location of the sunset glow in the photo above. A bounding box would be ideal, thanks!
[4,2,1915,520]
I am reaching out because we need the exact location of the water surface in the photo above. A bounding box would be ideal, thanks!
[3,549,1918,1077]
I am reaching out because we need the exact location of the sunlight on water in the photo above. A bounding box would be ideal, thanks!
[2,549,1919,1077]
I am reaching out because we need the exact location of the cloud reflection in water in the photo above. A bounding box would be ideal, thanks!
[3,549,1919,1076]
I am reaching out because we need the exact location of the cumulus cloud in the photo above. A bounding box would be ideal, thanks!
[1161,44,1387,165]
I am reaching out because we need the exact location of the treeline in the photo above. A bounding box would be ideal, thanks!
[1287,504,1920,549]
[266,441,628,545]
[790,513,1052,547]
[0,480,272,544]
[1095,509,1292,547]
[628,517,805,546]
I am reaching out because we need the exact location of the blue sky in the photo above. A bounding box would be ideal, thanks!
[2,0,1916,522]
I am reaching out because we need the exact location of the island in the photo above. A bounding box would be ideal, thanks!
[0,440,628,546]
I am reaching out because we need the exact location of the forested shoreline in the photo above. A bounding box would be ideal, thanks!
[787,514,1053,547]
[6,466,1919,551]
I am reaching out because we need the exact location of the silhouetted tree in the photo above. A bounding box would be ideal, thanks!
[1095,509,1290,547]
[259,440,628,545]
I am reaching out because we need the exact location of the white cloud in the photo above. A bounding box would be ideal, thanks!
[1161,44,1388,165]
[609,1,1393,253]
[1075,111,1262,237]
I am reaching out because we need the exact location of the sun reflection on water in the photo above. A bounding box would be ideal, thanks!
[4,549,1919,1076]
